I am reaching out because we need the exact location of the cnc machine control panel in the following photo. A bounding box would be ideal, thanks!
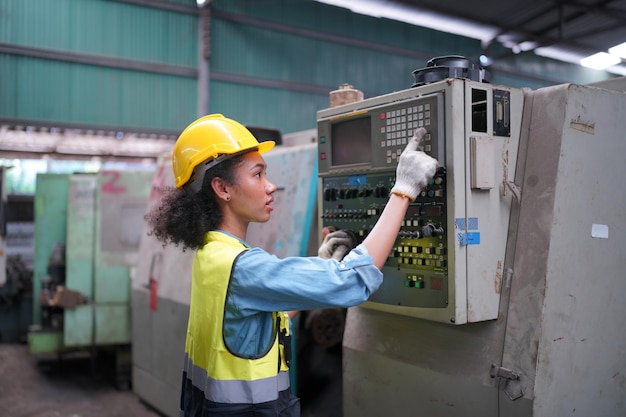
[317,79,523,324]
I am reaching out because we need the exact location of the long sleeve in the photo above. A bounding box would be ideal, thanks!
[228,244,382,316]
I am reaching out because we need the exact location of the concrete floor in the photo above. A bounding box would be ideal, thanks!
[0,343,160,417]
[0,342,342,417]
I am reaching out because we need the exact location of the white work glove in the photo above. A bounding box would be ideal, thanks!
[390,128,439,201]
[318,230,357,261]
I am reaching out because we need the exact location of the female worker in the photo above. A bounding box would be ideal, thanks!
[145,114,438,417]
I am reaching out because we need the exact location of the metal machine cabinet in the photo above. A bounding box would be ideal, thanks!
[29,174,70,352]
[339,81,626,417]
[132,160,194,417]
[29,170,152,361]
[64,174,97,346]
[498,82,626,417]
[93,170,152,344]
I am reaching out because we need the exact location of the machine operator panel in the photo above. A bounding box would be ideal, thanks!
[317,92,450,311]
[318,79,522,324]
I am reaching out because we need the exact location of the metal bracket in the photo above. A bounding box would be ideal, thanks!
[490,364,520,380]
[504,181,521,203]
[490,364,524,401]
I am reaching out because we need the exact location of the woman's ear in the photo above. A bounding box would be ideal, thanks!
[211,177,231,202]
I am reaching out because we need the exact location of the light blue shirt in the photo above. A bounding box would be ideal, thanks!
[220,232,382,357]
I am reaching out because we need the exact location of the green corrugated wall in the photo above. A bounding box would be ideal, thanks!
[0,0,616,137]
[208,0,482,133]
[0,0,197,132]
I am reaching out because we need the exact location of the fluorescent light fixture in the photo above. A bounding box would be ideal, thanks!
[518,41,539,52]
[315,0,498,42]
[535,46,585,65]
[580,52,621,70]
[604,65,626,77]
[608,42,626,59]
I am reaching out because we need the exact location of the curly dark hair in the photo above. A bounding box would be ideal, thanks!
[145,155,245,251]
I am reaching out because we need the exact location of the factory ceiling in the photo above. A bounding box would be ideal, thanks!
[318,0,626,75]
[3,0,626,162]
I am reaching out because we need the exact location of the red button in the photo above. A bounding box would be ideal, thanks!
[430,276,443,291]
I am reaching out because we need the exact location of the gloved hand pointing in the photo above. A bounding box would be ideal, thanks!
[390,128,439,201]
[318,230,358,261]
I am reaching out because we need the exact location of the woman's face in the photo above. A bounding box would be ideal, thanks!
[228,151,277,223]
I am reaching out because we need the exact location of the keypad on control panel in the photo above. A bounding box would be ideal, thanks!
[380,104,433,164]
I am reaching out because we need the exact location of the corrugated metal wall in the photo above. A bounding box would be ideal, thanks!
[0,0,615,137]
[0,0,198,133]
[209,0,482,133]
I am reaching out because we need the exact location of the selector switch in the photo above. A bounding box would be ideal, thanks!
[324,188,338,201]
[375,186,388,198]
[422,225,445,237]
[321,171,448,279]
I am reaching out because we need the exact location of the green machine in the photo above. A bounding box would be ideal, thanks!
[29,170,152,387]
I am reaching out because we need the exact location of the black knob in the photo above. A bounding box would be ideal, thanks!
[431,226,445,237]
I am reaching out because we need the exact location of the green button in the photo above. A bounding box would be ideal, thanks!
[320,136,326,144]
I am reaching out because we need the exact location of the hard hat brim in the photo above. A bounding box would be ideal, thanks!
[256,140,275,154]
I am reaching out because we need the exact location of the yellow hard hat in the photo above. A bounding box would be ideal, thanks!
[172,114,275,191]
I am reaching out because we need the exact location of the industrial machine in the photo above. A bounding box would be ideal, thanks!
[28,170,152,387]
[316,58,626,416]
[129,55,625,416]
[0,185,34,344]
[0,165,37,344]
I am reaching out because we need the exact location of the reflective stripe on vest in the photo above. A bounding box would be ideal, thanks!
[184,231,291,404]
[183,353,291,403]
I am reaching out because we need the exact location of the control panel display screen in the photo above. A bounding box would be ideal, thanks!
[331,117,372,166]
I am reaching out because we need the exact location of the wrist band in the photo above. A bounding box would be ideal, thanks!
[390,190,413,201]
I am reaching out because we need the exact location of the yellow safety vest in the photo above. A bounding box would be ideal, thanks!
[182,231,291,404]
